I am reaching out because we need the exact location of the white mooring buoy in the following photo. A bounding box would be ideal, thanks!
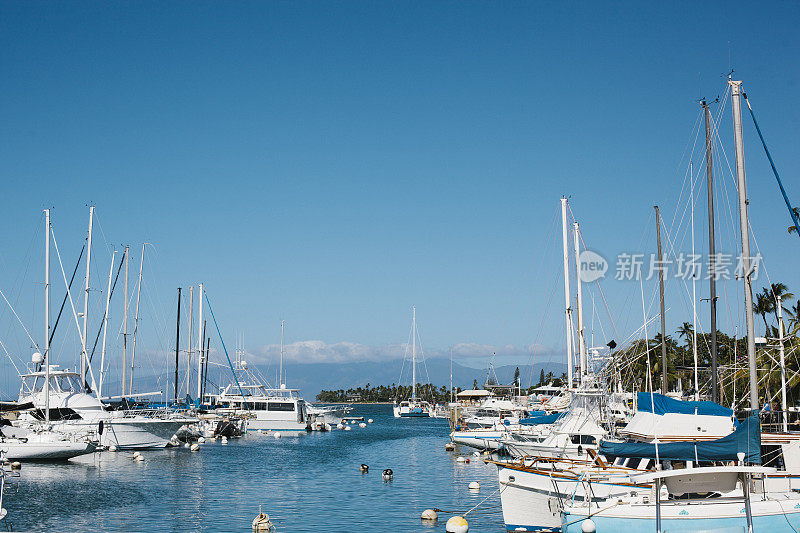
[108,445,117,452]
[10,462,21,470]
[421,509,438,521]
[359,422,367,428]
[456,456,467,463]
[184,442,190,448]
[135,455,144,462]
[344,426,352,431]
[221,436,228,445]
[446,515,469,533]
[190,443,200,452]
[367,419,373,423]
[468,481,480,491]
[445,442,455,452]
[198,437,206,443]
[252,506,275,532]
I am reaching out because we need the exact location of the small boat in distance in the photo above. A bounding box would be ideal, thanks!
[393,307,433,418]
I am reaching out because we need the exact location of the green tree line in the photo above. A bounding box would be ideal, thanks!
[612,282,800,409]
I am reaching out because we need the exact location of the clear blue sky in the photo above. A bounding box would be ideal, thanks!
[0,2,798,391]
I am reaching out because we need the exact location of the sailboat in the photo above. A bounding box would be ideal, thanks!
[393,307,433,418]
[13,208,195,450]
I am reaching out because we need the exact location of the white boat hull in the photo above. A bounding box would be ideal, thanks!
[451,429,505,450]
[562,494,800,533]
[0,440,95,461]
[496,461,639,531]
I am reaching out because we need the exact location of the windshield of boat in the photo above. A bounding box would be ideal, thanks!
[24,374,81,393]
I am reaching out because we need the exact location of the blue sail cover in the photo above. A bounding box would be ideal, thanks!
[518,412,565,426]
[599,414,761,464]
[637,392,733,417]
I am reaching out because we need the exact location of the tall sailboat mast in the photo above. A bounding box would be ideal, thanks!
[196,283,204,401]
[655,205,668,393]
[573,223,586,385]
[730,78,759,412]
[99,250,116,398]
[122,245,129,395]
[778,296,788,431]
[280,320,285,387]
[81,206,94,388]
[129,243,145,396]
[690,162,700,400]
[44,209,51,424]
[560,198,574,388]
[703,99,719,404]
[186,285,193,398]
[412,306,417,400]
[174,287,182,404]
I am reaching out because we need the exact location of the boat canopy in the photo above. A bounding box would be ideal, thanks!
[600,414,761,464]
[637,392,733,417]
[517,412,565,426]
[457,390,492,398]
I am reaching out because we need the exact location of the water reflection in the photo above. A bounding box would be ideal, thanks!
[5,405,503,532]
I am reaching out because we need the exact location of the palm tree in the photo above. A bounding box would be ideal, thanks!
[769,283,794,324]
[755,291,774,335]
[785,301,800,328]
[788,207,800,234]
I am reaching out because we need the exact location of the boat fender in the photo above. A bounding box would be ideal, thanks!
[581,518,596,533]
[98,420,104,435]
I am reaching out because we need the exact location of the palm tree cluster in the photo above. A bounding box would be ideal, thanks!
[611,282,800,410]
[316,383,461,403]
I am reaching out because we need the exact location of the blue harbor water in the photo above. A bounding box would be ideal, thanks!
[5,405,504,532]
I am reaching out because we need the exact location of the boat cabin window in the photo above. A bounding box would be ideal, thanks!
[252,402,267,411]
[570,435,597,446]
[56,374,82,392]
[268,402,295,412]
[762,445,785,469]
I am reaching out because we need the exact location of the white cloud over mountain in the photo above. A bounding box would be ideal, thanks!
[248,340,557,365]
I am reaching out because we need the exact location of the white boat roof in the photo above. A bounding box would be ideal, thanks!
[21,366,78,378]
[457,389,492,397]
[630,466,776,483]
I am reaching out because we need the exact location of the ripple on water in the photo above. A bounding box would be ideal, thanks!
[5,405,504,532]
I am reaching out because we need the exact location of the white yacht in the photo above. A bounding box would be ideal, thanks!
[17,365,195,449]
[205,383,311,432]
